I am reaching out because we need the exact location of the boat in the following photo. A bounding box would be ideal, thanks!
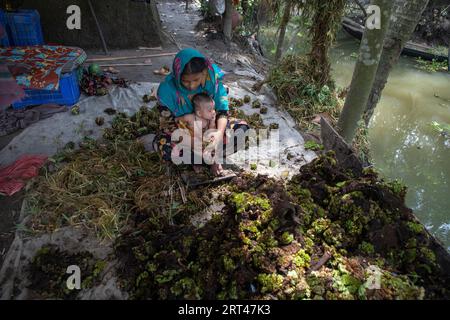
[342,17,449,62]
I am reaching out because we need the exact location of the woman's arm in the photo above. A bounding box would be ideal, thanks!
[213,73,229,138]
[216,116,227,136]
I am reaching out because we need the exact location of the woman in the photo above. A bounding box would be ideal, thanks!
[153,48,248,176]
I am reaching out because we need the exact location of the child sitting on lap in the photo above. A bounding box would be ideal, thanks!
[176,93,224,175]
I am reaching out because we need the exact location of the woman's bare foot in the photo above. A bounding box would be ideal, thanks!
[211,163,224,177]
[153,65,170,76]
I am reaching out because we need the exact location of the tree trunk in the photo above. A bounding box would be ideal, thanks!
[223,0,234,43]
[363,0,430,126]
[307,0,346,87]
[337,0,394,143]
[275,1,292,62]
[285,24,303,53]
[241,0,249,15]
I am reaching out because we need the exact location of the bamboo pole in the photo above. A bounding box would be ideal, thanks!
[86,52,177,62]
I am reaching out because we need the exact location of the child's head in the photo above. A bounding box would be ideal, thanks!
[192,93,216,120]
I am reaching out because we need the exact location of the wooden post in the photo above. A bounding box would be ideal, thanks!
[87,0,109,56]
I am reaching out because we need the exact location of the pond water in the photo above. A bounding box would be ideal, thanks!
[260,27,450,251]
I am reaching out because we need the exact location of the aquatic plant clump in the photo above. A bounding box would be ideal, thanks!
[25,109,449,300]
[115,152,449,300]
[229,98,267,130]
[103,106,160,141]
[28,245,106,299]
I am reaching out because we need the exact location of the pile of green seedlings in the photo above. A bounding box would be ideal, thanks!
[114,151,449,300]
[28,245,106,299]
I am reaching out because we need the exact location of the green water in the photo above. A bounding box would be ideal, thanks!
[261,28,450,251]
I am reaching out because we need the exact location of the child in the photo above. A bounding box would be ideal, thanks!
[176,93,224,175]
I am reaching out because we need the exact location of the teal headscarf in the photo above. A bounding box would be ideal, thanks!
[157,48,229,117]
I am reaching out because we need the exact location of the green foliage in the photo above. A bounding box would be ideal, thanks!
[155,270,180,284]
[112,152,449,300]
[304,140,324,151]
[257,273,284,293]
[267,55,339,131]
[199,0,213,17]
[359,241,375,255]
[230,192,272,214]
[430,121,450,135]
[293,249,311,268]
[384,179,408,200]
[406,221,424,234]
[103,106,160,141]
[280,231,294,245]
[415,58,448,73]
[29,245,104,299]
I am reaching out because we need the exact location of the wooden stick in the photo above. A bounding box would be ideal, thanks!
[86,52,176,62]
[307,252,332,273]
[99,63,153,67]
[177,179,187,204]
[138,46,163,50]
[87,0,109,55]
[161,29,182,51]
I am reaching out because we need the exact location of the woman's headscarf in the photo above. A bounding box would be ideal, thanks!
[157,48,228,117]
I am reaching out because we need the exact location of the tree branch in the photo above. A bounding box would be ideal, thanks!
[353,0,367,18]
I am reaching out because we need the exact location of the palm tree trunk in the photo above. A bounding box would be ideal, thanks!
[223,0,234,43]
[337,0,394,143]
[275,1,292,62]
[363,0,430,126]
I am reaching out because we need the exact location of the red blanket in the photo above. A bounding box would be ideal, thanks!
[0,154,47,196]
[0,45,85,90]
